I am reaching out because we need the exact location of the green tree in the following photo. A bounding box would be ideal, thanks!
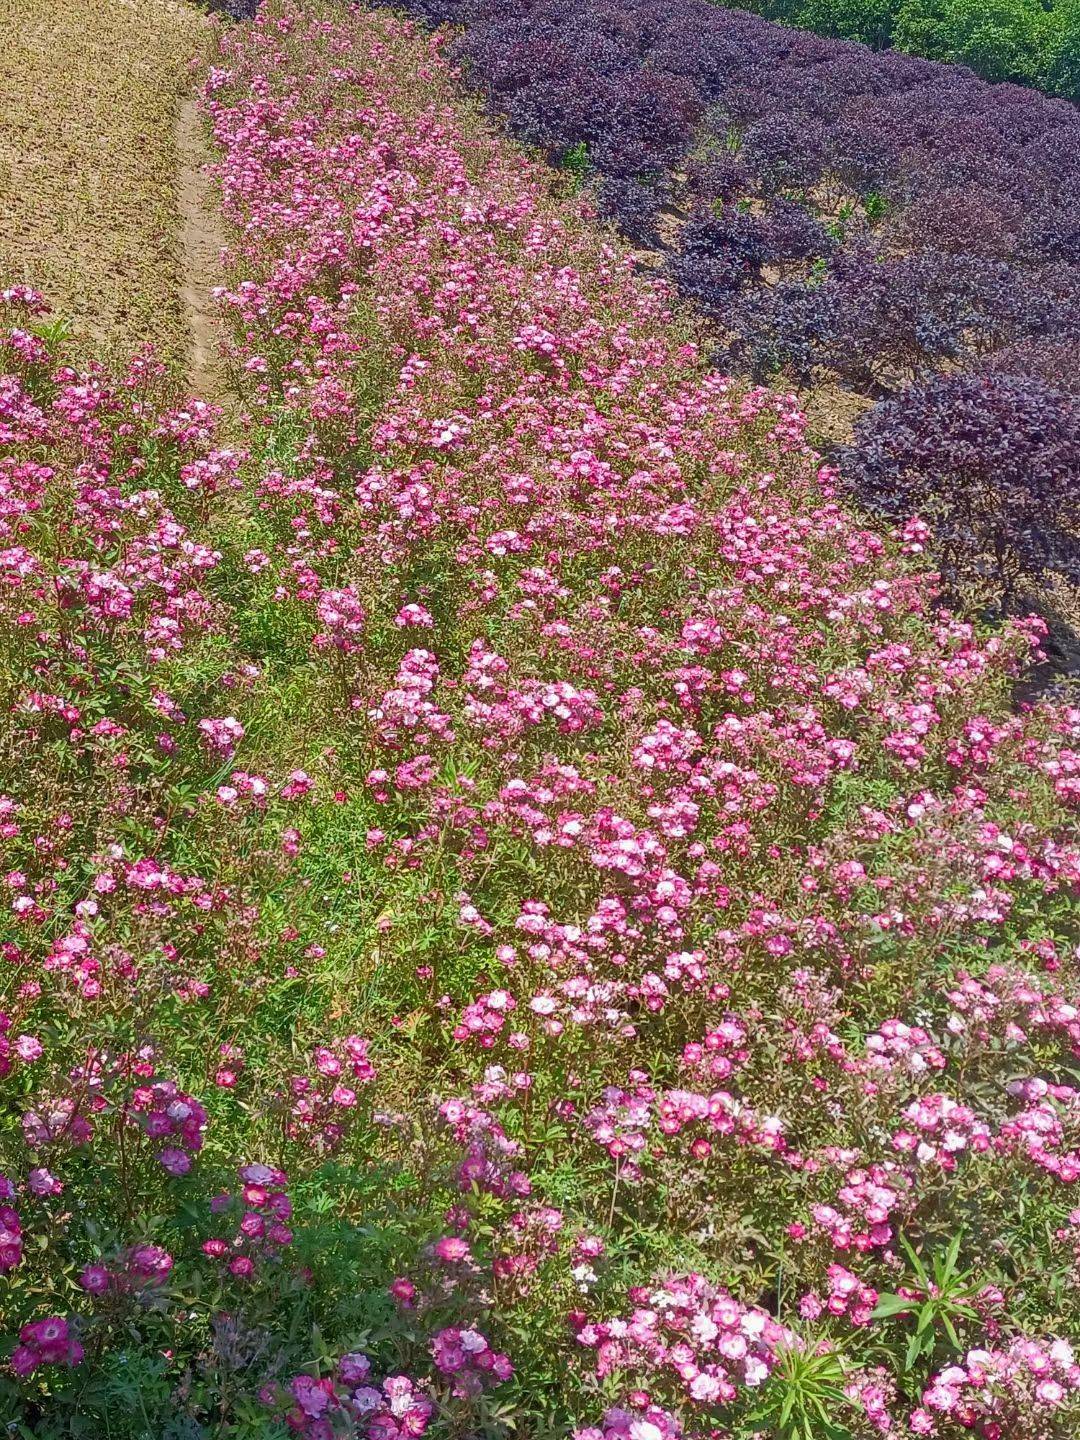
[1046,0,1080,98]
[795,0,899,48]
[894,0,1052,84]
[732,0,804,20]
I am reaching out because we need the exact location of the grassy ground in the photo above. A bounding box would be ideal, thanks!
[0,0,209,369]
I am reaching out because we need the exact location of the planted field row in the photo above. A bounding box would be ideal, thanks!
[381,0,1080,601]
[3,2,1080,1436]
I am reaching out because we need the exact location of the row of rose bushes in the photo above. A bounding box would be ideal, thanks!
[368,0,1080,602]
[2,2,1080,1437]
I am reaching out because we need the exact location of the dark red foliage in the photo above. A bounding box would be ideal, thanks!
[980,337,1080,400]
[843,374,1080,591]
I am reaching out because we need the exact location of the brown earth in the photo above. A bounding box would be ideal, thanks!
[177,96,230,401]
[0,0,211,369]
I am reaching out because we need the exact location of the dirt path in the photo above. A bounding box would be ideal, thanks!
[177,96,230,402]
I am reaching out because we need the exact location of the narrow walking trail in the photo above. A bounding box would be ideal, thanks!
[177,96,229,402]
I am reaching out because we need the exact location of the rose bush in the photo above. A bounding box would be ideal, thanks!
[0,5,1078,1437]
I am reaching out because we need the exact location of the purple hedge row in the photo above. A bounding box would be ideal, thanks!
[373,0,1080,590]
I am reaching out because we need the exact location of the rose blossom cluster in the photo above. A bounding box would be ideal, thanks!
[129,1078,208,1176]
[912,1338,1080,1435]
[437,1096,531,1200]
[574,1405,687,1440]
[79,1243,173,1299]
[0,1174,21,1272]
[430,1326,513,1398]
[798,1265,879,1328]
[10,1316,83,1377]
[265,1351,434,1439]
[576,1274,794,1404]
[203,1162,294,1280]
[282,1035,376,1152]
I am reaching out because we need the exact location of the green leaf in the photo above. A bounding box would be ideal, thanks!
[946,1229,963,1274]
[871,1293,913,1318]
[905,1330,925,1372]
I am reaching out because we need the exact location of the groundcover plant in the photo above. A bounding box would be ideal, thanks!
[368,0,1080,593]
[1,2,1080,1436]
